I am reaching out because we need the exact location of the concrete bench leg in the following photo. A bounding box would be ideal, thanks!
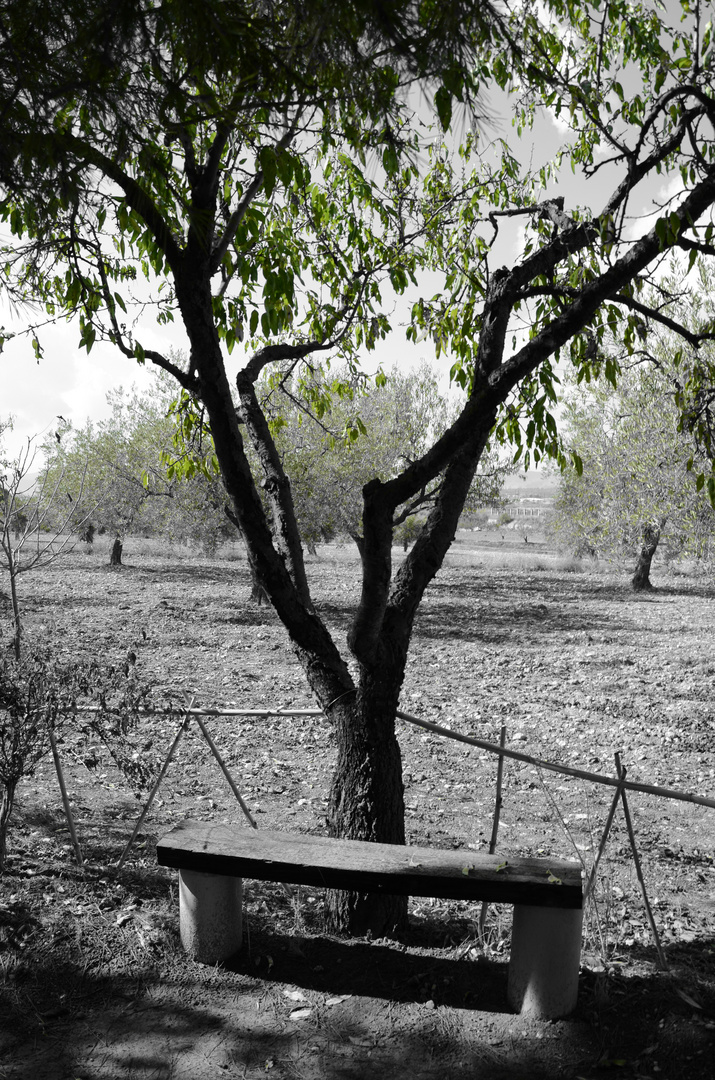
[507,904,583,1019]
[178,869,243,964]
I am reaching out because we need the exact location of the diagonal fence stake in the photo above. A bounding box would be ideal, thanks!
[193,713,257,829]
[116,700,260,873]
[115,704,194,872]
[584,772,627,902]
[615,753,669,972]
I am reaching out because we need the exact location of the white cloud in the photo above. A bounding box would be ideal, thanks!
[1,316,182,459]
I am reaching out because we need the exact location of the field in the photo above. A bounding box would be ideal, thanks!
[1,531,714,1079]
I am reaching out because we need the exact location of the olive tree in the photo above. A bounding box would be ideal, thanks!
[40,382,236,556]
[265,361,508,551]
[553,360,715,587]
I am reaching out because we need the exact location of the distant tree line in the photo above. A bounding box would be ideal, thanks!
[38,363,509,558]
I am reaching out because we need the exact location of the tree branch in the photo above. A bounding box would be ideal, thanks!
[611,292,715,349]
[235,368,312,607]
[59,132,185,273]
[209,107,305,275]
[499,171,715,395]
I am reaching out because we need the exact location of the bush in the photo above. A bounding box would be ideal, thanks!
[0,647,153,870]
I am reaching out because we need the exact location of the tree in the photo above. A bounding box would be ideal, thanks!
[40,380,236,556]
[552,359,715,588]
[265,361,508,551]
[3,0,715,935]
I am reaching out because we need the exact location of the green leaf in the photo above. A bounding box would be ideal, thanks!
[382,143,398,177]
[434,86,452,131]
[259,147,277,197]
[655,217,668,250]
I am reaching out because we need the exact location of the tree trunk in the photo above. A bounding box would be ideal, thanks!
[0,779,17,873]
[109,536,123,566]
[8,562,21,661]
[632,522,661,590]
[326,679,408,937]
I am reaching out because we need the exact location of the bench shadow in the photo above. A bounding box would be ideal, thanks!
[225,927,512,1013]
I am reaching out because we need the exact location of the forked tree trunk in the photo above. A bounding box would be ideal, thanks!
[632,522,661,591]
[326,678,408,937]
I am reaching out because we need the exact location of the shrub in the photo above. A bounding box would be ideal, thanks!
[0,647,152,871]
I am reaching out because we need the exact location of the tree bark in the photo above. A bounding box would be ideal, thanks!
[326,680,408,936]
[632,522,661,590]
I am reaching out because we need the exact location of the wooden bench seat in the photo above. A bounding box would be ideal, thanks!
[157,822,583,1019]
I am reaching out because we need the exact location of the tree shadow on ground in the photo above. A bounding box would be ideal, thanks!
[414,600,634,642]
[131,562,252,586]
[227,926,510,1012]
[1,920,713,1080]
[573,939,715,1079]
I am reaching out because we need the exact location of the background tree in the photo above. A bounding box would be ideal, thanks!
[41,380,236,557]
[4,1,715,936]
[264,361,508,552]
[552,360,715,588]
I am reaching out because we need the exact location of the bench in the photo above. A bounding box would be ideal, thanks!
[157,822,583,1019]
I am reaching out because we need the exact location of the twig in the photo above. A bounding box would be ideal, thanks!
[47,724,83,867]
[75,704,715,810]
[115,702,194,871]
[396,710,715,810]
[584,775,626,901]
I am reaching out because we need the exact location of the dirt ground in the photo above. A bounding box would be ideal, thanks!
[1,532,714,1079]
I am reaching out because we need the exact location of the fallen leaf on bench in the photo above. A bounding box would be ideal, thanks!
[289,1007,313,1020]
[408,856,422,867]
[461,865,475,876]
[547,871,562,885]
[326,995,351,1007]
[283,989,307,1002]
